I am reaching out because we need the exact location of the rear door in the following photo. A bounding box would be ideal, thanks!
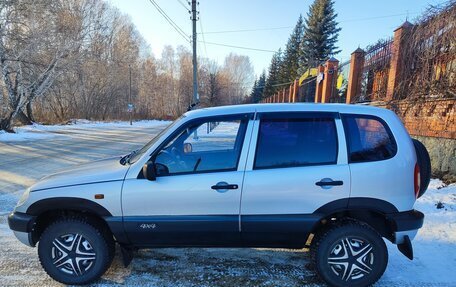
[240,112,350,247]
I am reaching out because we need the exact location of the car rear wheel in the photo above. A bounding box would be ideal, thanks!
[38,218,114,285]
[311,220,388,287]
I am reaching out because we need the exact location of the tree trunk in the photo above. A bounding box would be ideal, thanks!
[0,113,15,133]
[26,101,36,123]
[12,101,36,125]
[14,109,33,125]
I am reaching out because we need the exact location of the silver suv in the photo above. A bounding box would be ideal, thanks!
[8,104,430,287]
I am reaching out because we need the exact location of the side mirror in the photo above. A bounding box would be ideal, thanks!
[142,162,156,181]
[183,142,193,154]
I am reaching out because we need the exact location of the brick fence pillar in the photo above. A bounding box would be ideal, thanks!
[321,57,339,103]
[386,21,413,101]
[288,84,293,102]
[314,65,325,103]
[346,48,365,104]
[292,79,298,102]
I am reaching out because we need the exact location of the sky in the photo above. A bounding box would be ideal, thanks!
[109,0,447,76]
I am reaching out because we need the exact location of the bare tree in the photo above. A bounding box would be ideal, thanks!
[0,0,256,130]
[220,53,255,104]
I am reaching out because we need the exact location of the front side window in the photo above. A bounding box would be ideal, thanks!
[154,116,248,175]
[342,114,397,163]
[254,115,338,169]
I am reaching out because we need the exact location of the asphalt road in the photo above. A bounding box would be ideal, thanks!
[0,123,451,287]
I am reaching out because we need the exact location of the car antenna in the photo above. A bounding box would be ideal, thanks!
[187,101,200,111]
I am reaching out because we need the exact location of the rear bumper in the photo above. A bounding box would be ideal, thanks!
[387,209,424,260]
[388,209,424,233]
[387,209,424,244]
[8,212,37,247]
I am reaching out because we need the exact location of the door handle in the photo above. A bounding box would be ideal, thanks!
[315,179,343,187]
[211,182,238,190]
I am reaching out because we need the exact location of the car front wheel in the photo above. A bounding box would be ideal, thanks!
[312,220,388,287]
[38,218,114,285]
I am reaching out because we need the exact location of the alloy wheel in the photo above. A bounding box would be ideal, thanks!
[51,233,96,276]
[327,237,375,281]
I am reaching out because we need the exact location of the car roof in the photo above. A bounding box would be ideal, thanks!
[184,103,392,119]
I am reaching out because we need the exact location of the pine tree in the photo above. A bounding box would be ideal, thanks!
[264,49,283,97]
[299,0,341,71]
[255,71,266,102]
[249,71,266,103]
[249,79,258,102]
[281,15,304,82]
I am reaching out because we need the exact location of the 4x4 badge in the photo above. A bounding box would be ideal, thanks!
[139,223,157,229]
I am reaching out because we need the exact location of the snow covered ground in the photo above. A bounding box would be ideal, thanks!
[0,121,455,286]
[0,120,169,142]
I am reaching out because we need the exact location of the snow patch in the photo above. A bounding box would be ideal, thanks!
[0,120,171,142]
[383,179,456,285]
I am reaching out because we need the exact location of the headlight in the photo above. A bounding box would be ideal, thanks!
[16,188,30,207]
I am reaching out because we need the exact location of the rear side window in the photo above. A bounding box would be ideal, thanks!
[254,116,338,169]
[342,114,397,163]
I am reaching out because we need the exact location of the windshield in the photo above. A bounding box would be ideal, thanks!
[128,116,185,164]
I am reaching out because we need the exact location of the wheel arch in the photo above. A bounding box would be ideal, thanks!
[311,198,399,243]
[27,197,112,217]
[26,197,121,246]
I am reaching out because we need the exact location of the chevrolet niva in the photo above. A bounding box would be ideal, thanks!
[8,103,430,287]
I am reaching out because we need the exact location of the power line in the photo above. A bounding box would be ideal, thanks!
[198,12,419,35]
[217,79,297,89]
[147,0,190,43]
[255,80,294,89]
[199,41,276,53]
[176,0,190,12]
[198,14,208,58]
[340,12,419,23]
[200,26,292,34]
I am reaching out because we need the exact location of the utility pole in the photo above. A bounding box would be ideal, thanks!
[191,0,199,106]
[129,64,132,126]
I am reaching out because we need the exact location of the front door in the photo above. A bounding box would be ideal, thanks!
[240,112,351,247]
[122,114,253,246]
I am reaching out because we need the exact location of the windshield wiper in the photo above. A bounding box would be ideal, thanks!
[120,149,138,165]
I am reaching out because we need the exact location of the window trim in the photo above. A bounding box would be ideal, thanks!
[257,111,340,120]
[141,113,254,178]
[340,113,398,164]
[252,112,340,170]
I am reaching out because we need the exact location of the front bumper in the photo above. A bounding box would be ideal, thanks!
[8,212,37,247]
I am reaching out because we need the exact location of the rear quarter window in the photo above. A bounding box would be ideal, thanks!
[342,114,397,163]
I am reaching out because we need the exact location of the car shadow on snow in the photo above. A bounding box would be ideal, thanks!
[99,247,322,287]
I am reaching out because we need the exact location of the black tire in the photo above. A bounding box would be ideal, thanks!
[311,220,388,287]
[412,139,431,198]
[38,218,114,285]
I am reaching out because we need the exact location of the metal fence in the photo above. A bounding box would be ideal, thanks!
[358,38,393,102]
[329,60,350,103]
[395,4,456,100]
[297,68,318,102]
